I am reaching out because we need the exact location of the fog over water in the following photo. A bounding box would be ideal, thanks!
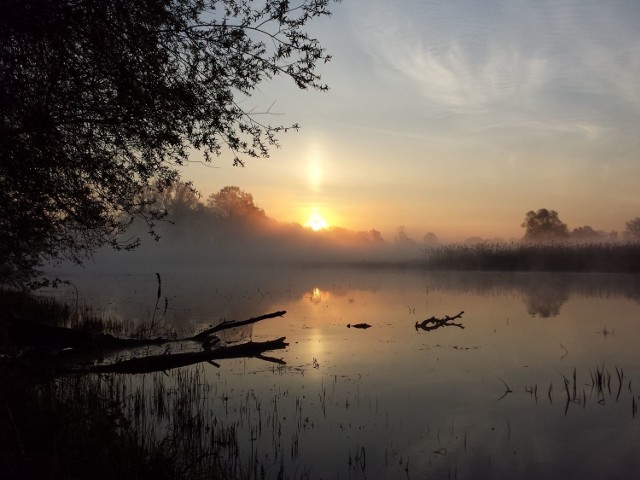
[40,192,640,479]
[42,263,640,480]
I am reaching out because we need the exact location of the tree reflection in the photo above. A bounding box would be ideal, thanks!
[522,283,570,318]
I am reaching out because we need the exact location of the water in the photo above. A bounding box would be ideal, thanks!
[47,268,640,479]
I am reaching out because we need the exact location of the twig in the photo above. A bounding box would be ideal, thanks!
[496,376,513,401]
[415,311,465,332]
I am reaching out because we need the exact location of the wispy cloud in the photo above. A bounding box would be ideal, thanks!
[349,0,640,140]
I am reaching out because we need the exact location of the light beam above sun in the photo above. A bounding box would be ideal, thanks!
[306,211,329,231]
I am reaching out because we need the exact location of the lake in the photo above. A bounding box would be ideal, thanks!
[46,268,640,479]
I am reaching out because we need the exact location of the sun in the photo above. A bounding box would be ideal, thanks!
[306,211,329,231]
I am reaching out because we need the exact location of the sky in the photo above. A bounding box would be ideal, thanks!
[183,0,640,242]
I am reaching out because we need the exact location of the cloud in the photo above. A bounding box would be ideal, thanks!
[350,0,640,140]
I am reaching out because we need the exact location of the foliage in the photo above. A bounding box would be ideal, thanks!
[570,225,607,241]
[521,209,569,241]
[206,185,267,221]
[0,0,335,281]
[626,217,640,240]
[423,232,439,245]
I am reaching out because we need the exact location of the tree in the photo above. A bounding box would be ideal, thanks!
[422,232,438,245]
[155,181,202,219]
[369,229,384,243]
[0,0,334,281]
[625,217,640,241]
[570,225,606,242]
[395,226,416,245]
[206,186,266,222]
[521,209,569,241]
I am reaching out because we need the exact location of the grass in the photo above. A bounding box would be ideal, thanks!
[341,241,640,273]
[420,241,640,272]
[0,290,232,479]
[0,289,315,480]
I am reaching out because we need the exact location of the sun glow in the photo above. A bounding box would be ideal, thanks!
[306,211,329,231]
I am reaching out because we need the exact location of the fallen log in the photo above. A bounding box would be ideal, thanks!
[4,310,287,353]
[71,337,289,375]
[191,311,286,341]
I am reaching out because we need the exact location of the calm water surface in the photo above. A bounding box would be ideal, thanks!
[48,268,640,479]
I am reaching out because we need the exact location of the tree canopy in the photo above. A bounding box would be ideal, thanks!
[521,209,569,241]
[0,0,334,282]
[206,185,267,222]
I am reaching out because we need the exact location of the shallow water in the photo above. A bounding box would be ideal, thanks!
[47,268,640,479]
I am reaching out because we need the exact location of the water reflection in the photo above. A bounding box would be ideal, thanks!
[307,287,326,304]
[523,282,571,317]
[43,268,640,326]
[40,267,640,479]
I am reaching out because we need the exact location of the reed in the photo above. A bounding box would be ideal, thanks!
[417,241,640,273]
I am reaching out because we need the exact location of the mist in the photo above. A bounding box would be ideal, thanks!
[47,185,639,276]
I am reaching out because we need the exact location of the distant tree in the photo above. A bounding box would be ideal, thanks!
[155,182,202,220]
[625,217,640,241]
[521,209,569,241]
[395,226,416,245]
[422,232,439,245]
[570,226,606,241]
[369,229,384,243]
[206,186,267,222]
[0,0,334,280]
[353,229,384,244]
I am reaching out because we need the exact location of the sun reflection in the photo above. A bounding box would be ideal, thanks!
[308,287,328,304]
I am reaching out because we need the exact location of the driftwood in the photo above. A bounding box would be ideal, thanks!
[415,311,464,332]
[3,311,289,375]
[74,337,289,375]
[191,311,286,341]
[5,310,287,352]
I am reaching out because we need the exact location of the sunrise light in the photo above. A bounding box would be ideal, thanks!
[306,211,329,231]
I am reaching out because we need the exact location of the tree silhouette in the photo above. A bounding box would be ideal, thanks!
[206,186,267,222]
[423,232,438,245]
[571,225,606,242]
[0,0,334,280]
[521,209,569,241]
[625,217,640,241]
[395,226,416,245]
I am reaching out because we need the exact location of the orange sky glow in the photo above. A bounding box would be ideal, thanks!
[182,1,640,243]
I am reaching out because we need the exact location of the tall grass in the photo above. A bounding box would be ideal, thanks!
[418,242,640,272]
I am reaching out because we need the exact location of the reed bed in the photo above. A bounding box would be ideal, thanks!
[419,242,640,272]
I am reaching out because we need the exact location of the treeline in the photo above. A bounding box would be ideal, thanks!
[63,184,639,274]
[108,183,392,268]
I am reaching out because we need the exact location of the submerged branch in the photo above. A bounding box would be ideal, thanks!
[3,310,289,375]
[415,311,465,332]
[5,310,287,352]
[70,337,289,375]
